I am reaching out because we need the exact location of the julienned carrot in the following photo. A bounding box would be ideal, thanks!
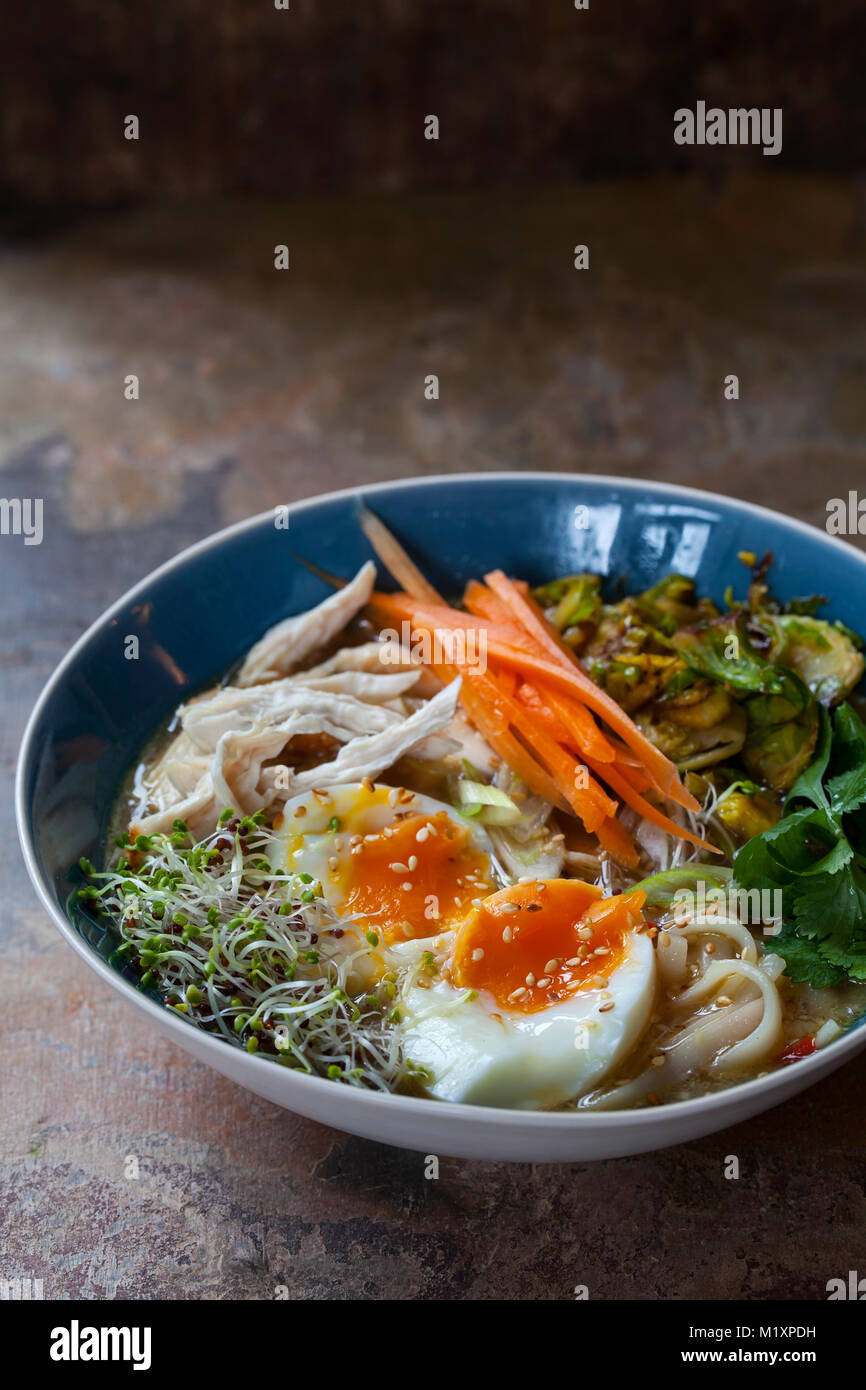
[515,682,572,742]
[371,596,694,841]
[465,581,620,766]
[583,753,720,854]
[463,580,517,628]
[483,569,700,814]
[595,816,641,870]
[514,678,613,765]
[369,591,534,652]
[613,760,653,795]
[487,642,700,816]
[458,672,568,812]
[477,670,616,832]
[358,506,443,604]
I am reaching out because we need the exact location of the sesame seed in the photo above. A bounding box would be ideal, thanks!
[389,861,409,874]
[416,827,429,843]
[364,833,378,842]
[591,974,607,988]
[398,789,415,804]
[536,976,551,988]
[327,856,339,872]
[312,788,331,803]
[658,930,671,948]
[408,855,418,871]
[544,958,560,975]
[509,986,527,1002]
[500,902,520,914]
[565,956,580,967]
[578,925,593,940]
[362,777,375,793]
[502,926,513,943]
[388,787,401,806]
[525,973,537,987]
[715,994,732,1008]
[598,1001,615,1012]
[472,948,484,962]
[402,881,413,892]
[471,898,483,908]
[651,1055,666,1068]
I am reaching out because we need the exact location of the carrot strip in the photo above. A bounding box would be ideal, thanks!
[515,682,573,743]
[466,582,616,763]
[463,580,519,628]
[369,591,533,652]
[359,506,444,604]
[595,816,640,870]
[582,754,720,854]
[483,569,699,813]
[478,671,616,831]
[613,760,654,794]
[458,672,568,811]
[485,636,698,813]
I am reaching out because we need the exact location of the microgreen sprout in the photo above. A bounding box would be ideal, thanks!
[78,815,408,1091]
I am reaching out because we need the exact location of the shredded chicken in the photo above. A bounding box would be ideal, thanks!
[237,561,376,685]
[263,680,462,800]
[130,560,463,837]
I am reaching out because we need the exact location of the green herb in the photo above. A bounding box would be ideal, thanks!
[734,703,866,985]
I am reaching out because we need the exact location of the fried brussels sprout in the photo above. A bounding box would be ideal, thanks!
[740,671,819,790]
[754,614,864,706]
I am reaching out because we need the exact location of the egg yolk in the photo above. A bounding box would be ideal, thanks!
[339,810,495,944]
[453,879,646,1013]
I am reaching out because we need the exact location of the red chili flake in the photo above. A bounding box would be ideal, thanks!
[777,1034,816,1064]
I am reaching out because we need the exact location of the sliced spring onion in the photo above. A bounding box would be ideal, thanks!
[633,864,733,907]
[455,779,522,826]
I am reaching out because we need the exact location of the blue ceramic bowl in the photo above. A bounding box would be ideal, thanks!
[16,474,866,1160]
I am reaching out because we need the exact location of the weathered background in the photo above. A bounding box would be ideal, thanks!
[3,0,865,214]
[3,1,866,1301]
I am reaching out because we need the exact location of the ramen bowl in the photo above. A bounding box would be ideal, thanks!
[16,473,866,1161]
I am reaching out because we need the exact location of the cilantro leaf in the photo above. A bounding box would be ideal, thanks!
[825,703,866,815]
[785,705,832,813]
[771,930,847,988]
[734,701,866,987]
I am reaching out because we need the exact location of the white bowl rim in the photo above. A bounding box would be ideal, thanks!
[15,470,866,1135]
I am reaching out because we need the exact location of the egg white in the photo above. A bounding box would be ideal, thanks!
[276,782,496,912]
[394,930,657,1109]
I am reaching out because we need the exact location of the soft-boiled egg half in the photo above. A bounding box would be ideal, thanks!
[276,782,499,950]
[395,880,656,1109]
[275,785,656,1110]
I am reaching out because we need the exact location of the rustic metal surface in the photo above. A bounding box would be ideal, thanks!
[3,179,866,1300]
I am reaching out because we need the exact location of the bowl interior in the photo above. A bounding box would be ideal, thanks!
[18,474,866,1042]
